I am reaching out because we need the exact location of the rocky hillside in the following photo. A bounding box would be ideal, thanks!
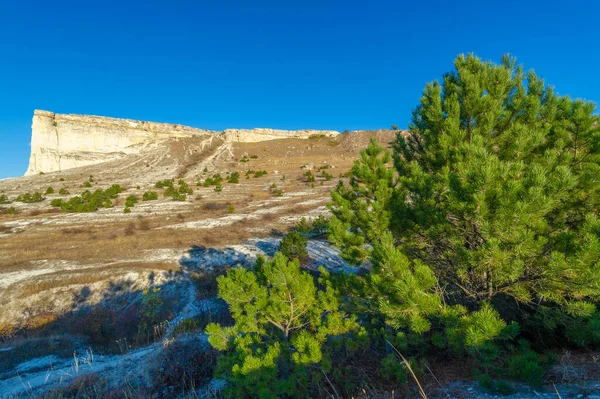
[26,110,340,175]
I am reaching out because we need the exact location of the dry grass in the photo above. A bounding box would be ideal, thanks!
[19,274,110,297]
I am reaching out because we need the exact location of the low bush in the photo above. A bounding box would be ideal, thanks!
[0,194,10,204]
[58,188,70,195]
[50,184,122,212]
[203,174,223,187]
[278,231,309,264]
[15,192,43,203]
[294,216,329,237]
[155,179,174,189]
[45,187,54,195]
[227,172,240,183]
[1,206,18,215]
[125,195,138,208]
[142,191,158,201]
[304,170,316,182]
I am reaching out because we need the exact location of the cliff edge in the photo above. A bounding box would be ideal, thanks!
[25,110,339,175]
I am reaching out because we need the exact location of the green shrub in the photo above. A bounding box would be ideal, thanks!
[81,181,92,188]
[305,170,315,182]
[227,204,235,214]
[0,195,10,204]
[253,170,268,178]
[214,181,222,192]
[142,191,158,201]
[45,187,54,195]
[279,231,308,264]
[250,155,258,159]
[227,172,240,184]
[124,206,131,214]
[59,188,70,195]
[50,184,122,212]
[125,195,138,208]
[1,207,17,215]
[155,179,174,189]
[379,354,408,384]
[206,253,358,398]
[15,192,43,203]
[239,156,249,163]
[203,174,223,187]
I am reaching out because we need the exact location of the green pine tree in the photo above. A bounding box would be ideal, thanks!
[206,253,358,398]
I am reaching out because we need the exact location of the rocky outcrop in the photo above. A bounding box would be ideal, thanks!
[25,110,340,175]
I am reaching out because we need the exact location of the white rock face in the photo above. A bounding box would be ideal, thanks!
[25,110,340,175]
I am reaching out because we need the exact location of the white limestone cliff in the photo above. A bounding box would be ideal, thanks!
[25,110,340,175]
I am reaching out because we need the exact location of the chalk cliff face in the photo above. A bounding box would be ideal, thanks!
[25,110,340,175]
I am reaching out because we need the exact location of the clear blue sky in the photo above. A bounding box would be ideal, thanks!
[1,0,599,178]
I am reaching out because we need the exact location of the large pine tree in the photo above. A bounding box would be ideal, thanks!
[330,54,600,343]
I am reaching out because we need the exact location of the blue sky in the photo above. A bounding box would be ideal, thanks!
[1,0,599,178]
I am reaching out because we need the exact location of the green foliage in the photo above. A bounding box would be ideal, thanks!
[139,287,163,334]
[253,170,268,178]
[124,206,131,214]
[325,54,599,389]
[506,341,557,388]
[206,253,358,398]
[203,174,223,187]
[155,179,174,189]
[125,195,138,208]
[142,191,158,201]
[50,184,122,212]
[214,181,223,192]
[379,354,408,384]
[15,192,44,203]
[45,187,54,195]
[239,155,249,163]
[162,179,191,200]
[328,137,395,265]
[393,54,600,331]
[2,206,17,215]
[228,204,235,214]
[0,195,10,204]
[278,231,308,264]
[81,181,92,188]
[227,172,240,184]
[294,216,329,238]
[304,170,316,183]
[250,155,258,159]
[59,188,70,195]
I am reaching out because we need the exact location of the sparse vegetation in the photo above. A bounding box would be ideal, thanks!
[45,186,54,195]
[50,184,122,212]
[58,188,70,195]
[304,170,315,182]
[142,190,158,201]
[0,194,10,204]
[278,231,308,264]
[15,192,43,203]
[125,195,138,208]
[227,171,240,183]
